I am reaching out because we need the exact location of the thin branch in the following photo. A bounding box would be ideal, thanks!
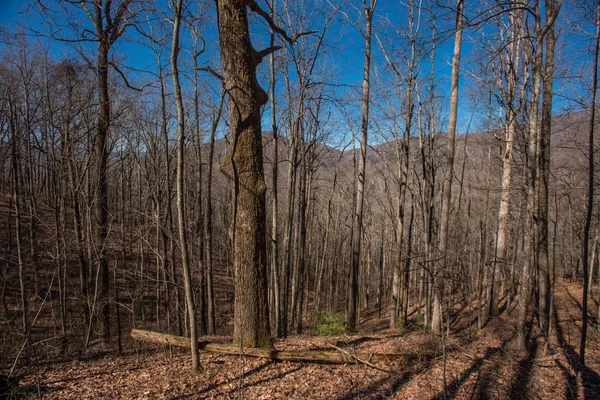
[197,66,225,81]
[245,0,316,44]
[108,61,144,91]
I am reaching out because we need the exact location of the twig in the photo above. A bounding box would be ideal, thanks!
[327,344,393,373]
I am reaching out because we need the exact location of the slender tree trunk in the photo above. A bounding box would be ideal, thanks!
[588,236,598,294]
[490,8,522,317]
[192,41,207,336]
[349,0,376,332]
[433,0,464,335]
[518,3,543,351]
[172,0,199,371]
[581,0,599,366]
[269,1,282,337]
[8,95,28,334]
[95,18,111,342]
[204,92,224,336]
[538,0,559,340]
[282,100,298,338]
[517,0,562,350]
[295,152,308,334]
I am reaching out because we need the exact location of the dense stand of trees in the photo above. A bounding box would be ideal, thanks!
[1,0,600,370]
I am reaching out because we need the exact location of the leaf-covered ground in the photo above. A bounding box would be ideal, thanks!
[10,280,600,399]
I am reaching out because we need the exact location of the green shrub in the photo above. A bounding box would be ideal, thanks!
[395,318,407,336]
[316,314,346,336]
[414,312,424,326]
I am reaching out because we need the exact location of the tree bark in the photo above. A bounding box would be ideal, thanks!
[172,0,200,371]
[580,0,599,366]
[216,0,272,348]
[538,0,559,340]
[433,0,464,335]
[269,0,281,337]
[490,7,522,317]
[131,329,405,364]
[349,0,376,332]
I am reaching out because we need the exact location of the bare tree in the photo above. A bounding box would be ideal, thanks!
[433,0,464,335]
[349,0,378,332]
[538,0,560,340]
[171,0,199,372]
[215,0,287,348]
[580,0,600,367]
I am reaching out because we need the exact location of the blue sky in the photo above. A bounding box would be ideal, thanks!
[0,0,596,146]
[0,0,28,26]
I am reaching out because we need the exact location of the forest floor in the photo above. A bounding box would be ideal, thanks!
[8,279,600,399]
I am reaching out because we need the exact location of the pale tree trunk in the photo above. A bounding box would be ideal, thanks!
[380,0,417,328]
[419,18,437,329]
[517,0,561,351]
[581,0,599,366]
[490,7,522,317]
[349,0,377,332]
[518,3,543,352]
[433,0,464,335]
[171,0,199,371]
[588,236,598,294]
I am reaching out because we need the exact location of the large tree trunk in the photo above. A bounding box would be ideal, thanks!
[216,0,272,349]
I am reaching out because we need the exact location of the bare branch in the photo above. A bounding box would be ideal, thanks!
[197,66,224,81]
[245,0,316,44]
[255,45,282,62]
[108,61,144,91]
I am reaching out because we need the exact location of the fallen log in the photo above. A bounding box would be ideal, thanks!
[131,329,405,364]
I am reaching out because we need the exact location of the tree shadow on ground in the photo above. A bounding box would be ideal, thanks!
[221,365,302,397]
[335,351,437,400]
[564,288,584,313]
[174,361,273,400]
[451,293,512,337]
[507,328,539,400]
[173,361,302,400]
[554,303,600,400]
[335,362,419,400]
[430,337,510,400]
